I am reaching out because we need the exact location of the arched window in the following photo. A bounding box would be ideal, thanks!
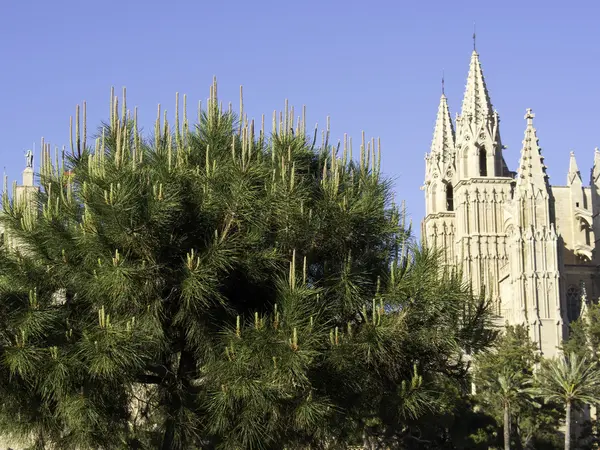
[479,147,487,177]
[566,285,581,322]
[431,183,437,213]
[446,183,454,211]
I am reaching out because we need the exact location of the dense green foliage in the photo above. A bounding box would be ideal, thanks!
[473,326,562,449]
[563,302,600,359]
[469,311,600,450]
[536,352,600,450]
[0,83,497,449]
[559,304,600,450]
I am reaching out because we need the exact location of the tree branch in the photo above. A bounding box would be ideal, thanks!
[136,374,163,385]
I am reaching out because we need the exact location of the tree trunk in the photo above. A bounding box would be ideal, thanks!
[362,430,371,449]
[161,415,177,450]
[565,399,572,450]
[161,349,195,450]
[504,401,511,450]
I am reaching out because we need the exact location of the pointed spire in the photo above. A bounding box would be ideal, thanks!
[567,151,582,185]
[430,93,455,161]
[460,50,493,124]
[591,148,600,184]
[516,109,550,193]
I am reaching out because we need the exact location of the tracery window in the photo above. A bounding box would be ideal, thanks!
[566,285,581,322]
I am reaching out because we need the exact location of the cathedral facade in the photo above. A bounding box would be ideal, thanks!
[422,49,600,357]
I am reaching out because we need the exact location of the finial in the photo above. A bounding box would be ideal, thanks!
[524,108,535,125]
[473,23,476,52]
[441,70,445,95]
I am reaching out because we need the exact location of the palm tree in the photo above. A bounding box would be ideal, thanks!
[535,352,600,450]
[496,368,531,450]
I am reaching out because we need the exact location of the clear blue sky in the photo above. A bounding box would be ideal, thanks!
[2,0,600,235]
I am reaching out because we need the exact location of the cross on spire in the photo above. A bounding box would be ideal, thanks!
[525,108,535,124]
[441,70,445,95]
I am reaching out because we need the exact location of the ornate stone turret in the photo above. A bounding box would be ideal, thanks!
[568,152,593,261]
[449,50,513,305]
[422,85,457,264]
[505,110,564,355]
[424,91,455,215]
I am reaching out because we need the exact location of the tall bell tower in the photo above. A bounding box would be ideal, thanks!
[422,84,457,265]
[450,49,514,308]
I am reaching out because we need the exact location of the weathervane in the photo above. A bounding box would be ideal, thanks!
[473,23,476,52]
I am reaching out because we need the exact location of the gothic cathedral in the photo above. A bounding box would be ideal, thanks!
[422,48,600,357]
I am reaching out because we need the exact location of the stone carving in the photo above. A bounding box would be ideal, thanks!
[25,150,33,168]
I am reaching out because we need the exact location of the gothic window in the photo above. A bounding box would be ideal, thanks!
[479,147,487,177]
[431,184,437,213]
[566,285,581,322]
[446,183,454,211]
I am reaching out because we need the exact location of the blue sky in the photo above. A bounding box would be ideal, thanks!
[2,0,599,235]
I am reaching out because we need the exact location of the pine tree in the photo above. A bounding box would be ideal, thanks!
[0,82,496,449]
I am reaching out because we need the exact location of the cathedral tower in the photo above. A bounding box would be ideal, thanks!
[420,47,600,357]
[424,49,514,286]
[423,87,456,265]
[505,110,565,350]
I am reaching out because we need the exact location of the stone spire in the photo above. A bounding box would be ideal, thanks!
[591,148,600,184]
[567,151,582,185]
[430,93,455,164]
[460,51,493,124]
[516,109,550,195]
